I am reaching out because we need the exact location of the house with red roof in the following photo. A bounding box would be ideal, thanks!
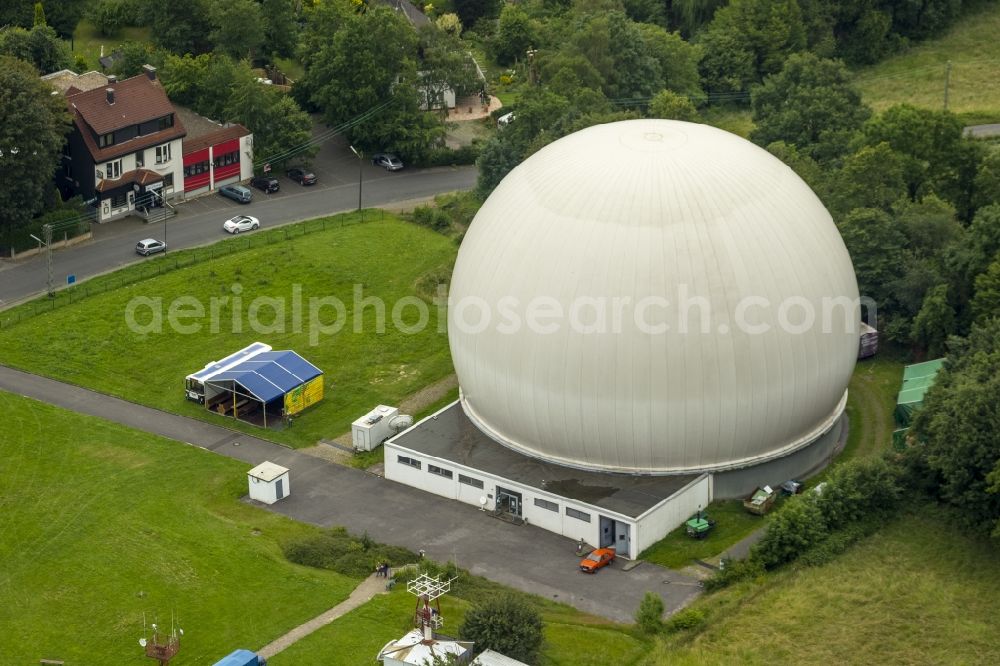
[61,65,186,222]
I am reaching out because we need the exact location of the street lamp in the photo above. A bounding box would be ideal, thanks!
[30,226,54,298]
[349,145,363,221]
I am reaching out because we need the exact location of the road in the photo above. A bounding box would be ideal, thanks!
[0,132,476,307]
[0,364,703,623]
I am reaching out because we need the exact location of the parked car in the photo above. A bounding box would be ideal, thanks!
[223,215,260,234]
[136,238,166,256]
[250,175,280,193]
[286,167,317,185]
[579,547,615,573]
[372,153,404,171]
[219,184,253,203]
[497,111,515,127]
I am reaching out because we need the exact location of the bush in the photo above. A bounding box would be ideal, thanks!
[460,593,543,663]
[411,205,451,232]
[798,520,875,567]
[282,527,418,578]
[703,557,765,591]
[752,493,827,569]
[421,144,480,167]
[664,607,706,633]
[815,456,903,530]
[635,591,665,634]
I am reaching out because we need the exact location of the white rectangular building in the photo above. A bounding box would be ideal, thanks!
[352,405,400,451]
[384,402,711,559]
[247,461,290,505]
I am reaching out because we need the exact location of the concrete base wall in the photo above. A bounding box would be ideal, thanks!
[711,413,848,499]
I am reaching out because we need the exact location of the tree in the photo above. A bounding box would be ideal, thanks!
[210,0,265,60]
[750,52,870,163]
[635,23,703,98]
[752,492,826,569]
[475,133,523,200]
[973,148,1000,212]
[148,0,211,54]
[971,258,1000,324]
[452,0,500,30]
[299,6,444,161]
[0,24,72,74]
[0,56,72,250]
[864,105,979,219]
[33,2,45,26]
[226,82,315,171]
[837,208,907,307]
[698,0,807,93]
[911,283,954,356]
[893,195,963,260]
[647,89,698,121]
[261,0,299,59]
[90,0,143,36]
[491,4,535,66]
[913,320,1000,536]
[828,143,908,218]
[965,205,1000,280]
[110,41,162,78]
[459,594,542,663]
[418,26,479,108]
[435,13,462,37]
[634,591,664,634]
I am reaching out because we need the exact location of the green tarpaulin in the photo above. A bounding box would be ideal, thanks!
[894,358,945,426]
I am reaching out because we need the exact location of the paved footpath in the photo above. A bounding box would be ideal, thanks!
[258,573,388,658]
[0,365,702,623]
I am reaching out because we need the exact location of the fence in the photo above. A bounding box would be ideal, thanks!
[0,212,376,331]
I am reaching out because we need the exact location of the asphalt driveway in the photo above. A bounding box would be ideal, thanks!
[0,365,702,623]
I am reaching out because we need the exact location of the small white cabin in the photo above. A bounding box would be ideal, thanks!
[247,461,290,504]
[352,405,400,451]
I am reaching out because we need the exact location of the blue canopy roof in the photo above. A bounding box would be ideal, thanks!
[207,350,322,403]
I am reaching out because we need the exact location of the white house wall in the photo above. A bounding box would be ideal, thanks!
[240,135,254,181]
[633,474,712,556]
[385,442,642,557]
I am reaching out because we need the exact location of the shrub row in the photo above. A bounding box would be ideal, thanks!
[282,527,419,579]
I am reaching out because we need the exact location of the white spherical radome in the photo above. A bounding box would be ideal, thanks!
[448,119,859,474]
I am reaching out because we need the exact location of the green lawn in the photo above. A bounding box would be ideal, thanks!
[852,3,1000,119]
[648,511,1000,665]
[269,575,651,666]
[639,501,767,569]
[72,19,152,72]
[0,216,457,449]
[0,391,357,665]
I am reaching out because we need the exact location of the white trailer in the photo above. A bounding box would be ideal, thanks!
[352,405,399,451]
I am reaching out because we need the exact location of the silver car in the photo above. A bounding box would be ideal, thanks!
[136,238,166,256]
[372,153,404,171]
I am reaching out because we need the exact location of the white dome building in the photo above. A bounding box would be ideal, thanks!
[449,119,858,477]
[385,120,859,558]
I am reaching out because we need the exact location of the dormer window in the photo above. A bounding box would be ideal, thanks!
[157,114,174,131]
[98,132,115,148]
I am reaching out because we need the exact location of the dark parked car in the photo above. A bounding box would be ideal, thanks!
[250,175,280,193]
[372,153,404,171]
[286,167,317,185]
[219,184,253,203]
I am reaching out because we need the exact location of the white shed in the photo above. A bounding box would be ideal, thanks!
[247,461,290,504]
[352,405,400,451]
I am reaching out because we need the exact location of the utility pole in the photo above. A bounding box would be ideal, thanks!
[943,60,952,111]
[162,191,167,255]
[349,145,363,222]
[44,223,53,297]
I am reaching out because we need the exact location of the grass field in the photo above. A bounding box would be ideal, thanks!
[649,510,1000,665]
[641,354,904,569]
[72,19,152,72]
[852,3,1000,118]
[0,216,457,449]
[269,576,652,666]
[0,391,358,665]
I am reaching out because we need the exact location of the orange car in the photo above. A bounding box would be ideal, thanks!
[579,547,616,573]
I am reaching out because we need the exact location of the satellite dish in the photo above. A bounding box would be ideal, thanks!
[479,496,487,506]
[139,638,147,647]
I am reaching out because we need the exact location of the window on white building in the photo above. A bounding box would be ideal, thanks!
[458,474,483,489]
[566,507,591,523]
[534,498,559,512]
[397,456,421,470]
[428,464,453,479]
[135,150,144,167]
[155,144,171,164]
[104,159,122,179]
